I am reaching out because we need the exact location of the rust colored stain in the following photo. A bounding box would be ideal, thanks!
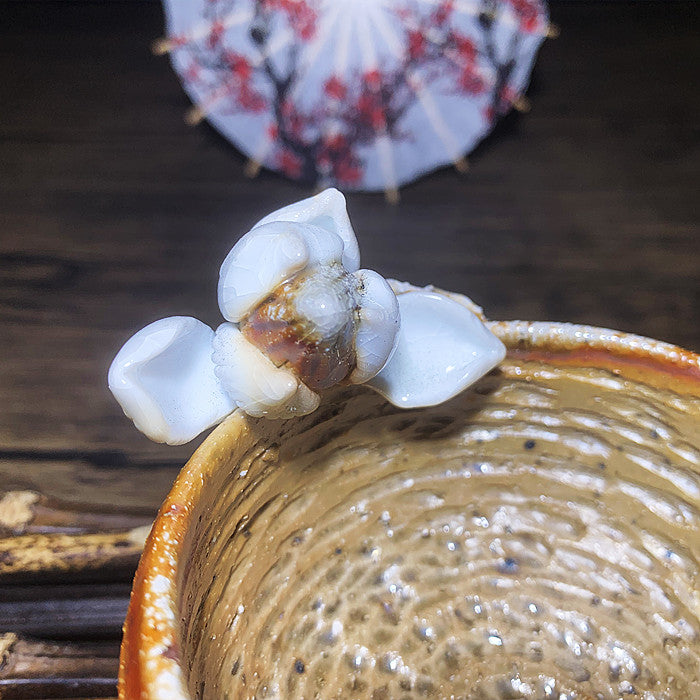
[119,539,148,697]
[510,347,700,391]
[119,496,191,699]
[240,277,355,391]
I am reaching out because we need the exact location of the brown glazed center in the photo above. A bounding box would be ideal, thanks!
[240,266,357,391]
[178,357,699,699]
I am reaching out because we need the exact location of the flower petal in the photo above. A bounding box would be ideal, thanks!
[278,381,321,419]
[253,188,360,272]
[108,317,235,445]
[366,291,506,408]
[350,269,400,384]
[218,224,309,322]
[295,223,345,268]
[213,323,319,418]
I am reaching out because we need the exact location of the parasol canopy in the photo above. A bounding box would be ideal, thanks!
[157,0,551,197]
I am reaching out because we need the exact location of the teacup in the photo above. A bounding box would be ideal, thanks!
[119,321,699,699]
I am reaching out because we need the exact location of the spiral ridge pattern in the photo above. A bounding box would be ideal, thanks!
[179,358,699,699]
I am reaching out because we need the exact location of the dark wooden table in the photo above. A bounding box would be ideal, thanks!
[1,1,698,696]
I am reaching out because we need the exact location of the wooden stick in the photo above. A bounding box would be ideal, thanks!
[151,38,170,56]
[546,23,560,39]
[184,105,206,126]
[244,159,262,178]
[454,157,469,174]
[0,491,152,537]
[0,489,152,583]
[0,527,149,584]
[512,96,532,113]
[384,187,400,206]
[0,491,147,694]
[0,633,118,698]
[0,589,129,639]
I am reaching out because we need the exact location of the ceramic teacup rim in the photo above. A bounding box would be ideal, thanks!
[118,320,699,699]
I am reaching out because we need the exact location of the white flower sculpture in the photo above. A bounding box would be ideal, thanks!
[109,189,505,444]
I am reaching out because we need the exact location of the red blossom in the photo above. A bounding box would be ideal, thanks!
[357,93,386,130]
[287,112,305,138]
[453,33,477,64]
[323,133,349,152]
[208,20,225,48]
[458,66,485,95]
[263,0,317,40]
[225,51,252,82]
[278,149,303,178]
[318,131,362,184]
[291,2,317,40]
[363,69,382,91]
[431,0,454,26]
[280,100,294,119]
[318,134,342,169]
[280,100,305,138]
[500,84,518,107]
[238,84,266,112]
[184,61,201,83]
[333,157,362,185]
[520,13,539,33]
[407,30,426,60]
[507,0,542,33]
[324,76,347,101]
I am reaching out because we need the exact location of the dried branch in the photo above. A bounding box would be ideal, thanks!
[0,633,117,699]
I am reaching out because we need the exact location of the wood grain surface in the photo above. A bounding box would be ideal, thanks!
[0,1,698,697]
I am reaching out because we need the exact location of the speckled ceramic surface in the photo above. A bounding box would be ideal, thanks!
[119,321,700,700]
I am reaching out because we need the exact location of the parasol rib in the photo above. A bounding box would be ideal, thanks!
[154,8,254,55]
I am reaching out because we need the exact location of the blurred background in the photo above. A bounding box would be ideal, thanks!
[0,1,698,695]
[2,0,698,514]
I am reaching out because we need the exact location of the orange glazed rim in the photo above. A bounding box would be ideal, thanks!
[118,321,700,699]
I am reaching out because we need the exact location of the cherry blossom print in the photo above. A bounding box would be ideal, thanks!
[160,0,549,193]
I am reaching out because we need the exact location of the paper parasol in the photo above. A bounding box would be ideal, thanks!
[157,0,552,198]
